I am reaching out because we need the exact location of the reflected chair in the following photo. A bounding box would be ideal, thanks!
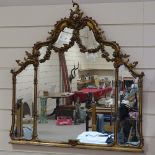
[86,104,114,133]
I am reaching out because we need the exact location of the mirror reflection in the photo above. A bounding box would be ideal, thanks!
[37,27,115,145]
[79,26,99,49]
[118,65,140,146]
[54,28,73,48]
[15,65,34,140]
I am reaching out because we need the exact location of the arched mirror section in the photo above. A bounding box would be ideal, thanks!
[10,2,144,152]
[10,53,38,141]
[117,59,144,149]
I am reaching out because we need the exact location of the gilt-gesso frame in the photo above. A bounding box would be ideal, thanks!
[10,2,144,152]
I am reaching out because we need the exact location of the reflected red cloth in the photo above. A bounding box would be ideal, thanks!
[74,87,112,102]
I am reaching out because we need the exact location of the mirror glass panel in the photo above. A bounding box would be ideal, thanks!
[118,65,140,146]
[80,26,99,49]
[36,27,116,145]
[54,28,73,48]
[15,65,34,140]
[37,47,62,141]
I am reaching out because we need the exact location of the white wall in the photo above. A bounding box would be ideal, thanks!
[65,44,85,91]
[0,1,155,155]
[16,65,34,115]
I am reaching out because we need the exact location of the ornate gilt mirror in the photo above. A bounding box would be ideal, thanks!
[10,2,144,152]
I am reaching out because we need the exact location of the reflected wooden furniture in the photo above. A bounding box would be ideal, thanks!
[39,97,48,123]
[38,92,74,123]
[15,99,23,138]
[86,105,115,132]
[77,80,92,90]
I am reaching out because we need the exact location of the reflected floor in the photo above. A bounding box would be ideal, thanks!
[37,119,86,142]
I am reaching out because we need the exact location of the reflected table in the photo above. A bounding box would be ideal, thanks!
[74,87,112,103]
[39,92,74,123]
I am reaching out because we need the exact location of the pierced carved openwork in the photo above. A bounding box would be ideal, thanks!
[10,2,144,152]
